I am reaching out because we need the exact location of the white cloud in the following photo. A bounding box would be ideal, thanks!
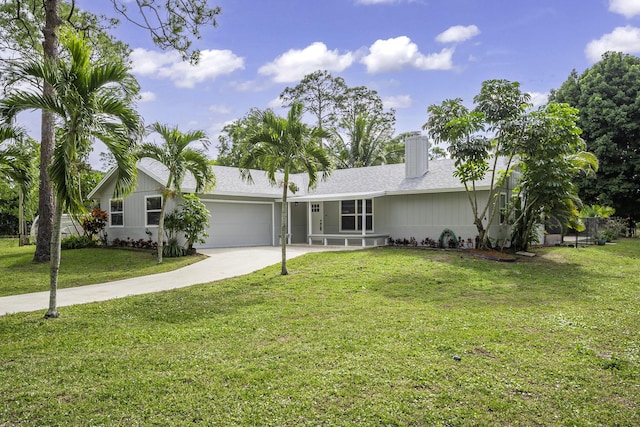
[209,104,231,114]
[139,91,156,103]
[382,95,412,109]
[267,97,286,109]
[609,0,640,18]
[361,36,454,73]
[527,91,548,107]
[130,48,244,88]
[258,42,354,83]
[436,25,480,44]
[585,26,640,62]
[130,49,179,75]
[229,80,269,92]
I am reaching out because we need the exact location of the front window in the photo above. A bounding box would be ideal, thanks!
[146,195,162,226]
[340,199,373,231]
[110,199,124,227]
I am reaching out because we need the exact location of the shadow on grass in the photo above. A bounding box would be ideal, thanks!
[350,246,617,308]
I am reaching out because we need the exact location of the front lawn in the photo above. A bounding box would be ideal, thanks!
[0,240,638,425]
[0,239,205,296]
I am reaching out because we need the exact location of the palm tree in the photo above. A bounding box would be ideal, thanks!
[139,122,215,264]
[239,103,332,275]
[0,125,34,245]
[0,32,142,318]
[0,126,30,193]
[330,113,393,169]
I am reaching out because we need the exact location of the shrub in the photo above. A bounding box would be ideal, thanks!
[163,237,186,257]
[61,235,96,250]
[82,208,109,245]
[601,218,627,241]
[178,194,210,251]
[420,237,437,248]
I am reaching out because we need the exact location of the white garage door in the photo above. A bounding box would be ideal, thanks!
[198,201,273,248]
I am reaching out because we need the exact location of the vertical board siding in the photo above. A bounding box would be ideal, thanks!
[383,191,492,241]
[95,171,176,243]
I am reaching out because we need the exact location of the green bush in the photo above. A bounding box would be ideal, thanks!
[601,218,627,241]
[61,235,96,250]
[162,237,186,258]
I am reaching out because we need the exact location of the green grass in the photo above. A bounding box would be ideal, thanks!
[0,239,205,296]
[1,240,639,426]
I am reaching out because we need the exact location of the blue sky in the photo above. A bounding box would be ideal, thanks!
[49,1,640,166]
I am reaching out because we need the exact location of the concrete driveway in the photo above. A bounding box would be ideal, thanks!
[0,245,358,316]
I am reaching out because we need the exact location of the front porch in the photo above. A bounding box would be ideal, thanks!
[286,192,386,248]
[307,233,389,247]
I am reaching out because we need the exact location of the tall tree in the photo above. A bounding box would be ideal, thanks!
[330,113,394,168]
[279,70,347,131]
[339,85,394,128]
[239,103,332,275]
[334,85,396,166]
[424,80,531,249]
[139,122,215,264]
[510,103,597,251]
[216,108,265,167]
[0,32,142,318]
[0,0,221,262]
[550,52,640,217]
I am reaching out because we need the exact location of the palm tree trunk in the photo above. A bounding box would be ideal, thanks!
[44,201,62,318]
[280,175,288,275]
[34,0,61,262]
[156,196,168,264]
[18,188,25,246]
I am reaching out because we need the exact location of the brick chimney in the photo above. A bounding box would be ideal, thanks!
[405,134,429,178]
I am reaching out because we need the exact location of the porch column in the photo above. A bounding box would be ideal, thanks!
[287,202,292,244]
[307,202,312,245]
[361,198,366,247]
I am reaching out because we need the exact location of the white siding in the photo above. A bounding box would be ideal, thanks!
[382,191,490,242]
[95,171,176,243]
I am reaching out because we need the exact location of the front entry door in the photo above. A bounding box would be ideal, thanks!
[311,202,323,234]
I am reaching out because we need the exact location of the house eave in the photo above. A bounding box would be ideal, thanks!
[288,191,386,202]
[87,168,118,199]
[199,190,282,199]
[385,185,492,196]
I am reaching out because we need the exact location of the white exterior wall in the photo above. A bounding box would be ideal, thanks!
[296,192,507,246]
[95,171,176,244]
[380,190,504,244]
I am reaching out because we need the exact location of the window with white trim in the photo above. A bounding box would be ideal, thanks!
[109,199,124,227]
[340,199,373,231]
[145,195,162,226]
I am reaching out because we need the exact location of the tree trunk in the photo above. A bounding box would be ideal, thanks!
[474,217,489,250]
[44,201,62,318]
[18,188,25,246]
[156,194,168,264]
[34,0,61,262]
[280,174,288,275]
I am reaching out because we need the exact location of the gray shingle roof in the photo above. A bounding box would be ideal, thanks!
[128,157,504,201]
[138,157,284,197]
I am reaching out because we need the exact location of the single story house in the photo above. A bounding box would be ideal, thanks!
[88,136,514,248]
